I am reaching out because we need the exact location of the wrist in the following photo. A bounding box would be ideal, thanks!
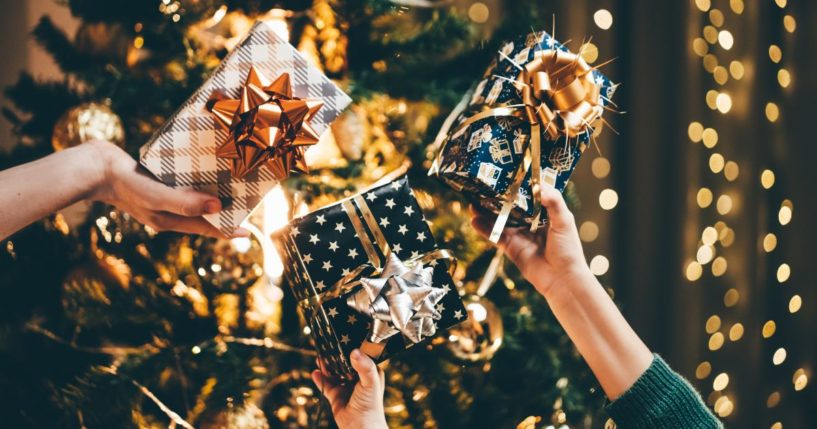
[538,267,598,309]
[80,140,116,201]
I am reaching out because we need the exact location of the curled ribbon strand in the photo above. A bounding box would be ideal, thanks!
[207,66,324,180]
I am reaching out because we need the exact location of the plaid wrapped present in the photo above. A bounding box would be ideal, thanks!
[139,20,352,236]
[272,175,466,380]
[430,31,615,243]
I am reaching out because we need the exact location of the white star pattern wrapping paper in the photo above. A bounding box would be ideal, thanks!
[273,175,466,379]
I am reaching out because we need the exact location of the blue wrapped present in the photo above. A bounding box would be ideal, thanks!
[429,31,615,242]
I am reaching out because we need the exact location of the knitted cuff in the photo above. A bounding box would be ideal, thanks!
[605,354,723,429]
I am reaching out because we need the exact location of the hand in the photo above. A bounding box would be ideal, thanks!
[86,140,247,238]
[312,349,388,429]
[471,186,591,299]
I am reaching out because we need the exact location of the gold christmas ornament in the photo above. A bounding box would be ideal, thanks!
[262,371,325,428]
[52,102,125,151]
[331,105,368,161]
[199,402,269,429]
[445,294,503,362]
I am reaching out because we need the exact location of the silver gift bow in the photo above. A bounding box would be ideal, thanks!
[346,253,447,345]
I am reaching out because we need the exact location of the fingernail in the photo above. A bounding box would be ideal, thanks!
[204,200,221,214]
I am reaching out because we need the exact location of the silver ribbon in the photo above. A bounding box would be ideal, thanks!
[346,253,446,345]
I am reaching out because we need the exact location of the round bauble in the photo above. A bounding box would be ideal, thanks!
[52,102,125,151]
[445,294,504,363]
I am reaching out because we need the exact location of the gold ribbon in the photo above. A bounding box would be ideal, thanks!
[280,185,456,368]
[207,66,324,180]
[433,48,604,243]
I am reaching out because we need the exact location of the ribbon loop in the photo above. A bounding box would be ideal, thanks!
[207,66,324,180]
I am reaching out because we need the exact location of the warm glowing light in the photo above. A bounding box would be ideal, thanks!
[729,61,744,79]
[594,9,614,30]
[688,122,704,142]
[702,227,718,245]
[765,102,780,122]
[709,332,725,350]
[705,315,721,334]
[789,294,802,313]
[590,255,610,276]
[771,422,783,429]
[762,320,777,338]
[767,392,781,408]
[729,323,744,341]
[579,221,599,242]
[730,0,744,14]
[591,157,611,178]
[697,188,714,208]
[777,263,791,283]
[705,89,719,107]
[468,2,490,23]
[775,0,787,7]
[709,153,725,173]
[134,36,145,49]
[778,69,791,88]
[763,233,778,252]
[719,227,735,247]
[697,245,715,265]
[783,15,796,33]
[231,237,252,253]
[712,257,727,276]
[709,9,724,27]
[716,194,733,215]
[467,301,488,322]
[696,0,711,12]
[773,347,787,365]
[693,38,709,56]
[713,373,729,391]
[761,169,776,189]
[718,31,734,50]
[778,204,792,225]
[580,42,599,63]
[723,288,739,307]
[696,361,712,379]
[716,92,732,113]
[686,261,703,281]
[599,189,618,210]
[702,128,718,148]
[794,368,808,391]
[703,26,718,44]
[724,161,739,181]
[713,66,729,85]
[769,45,782,63]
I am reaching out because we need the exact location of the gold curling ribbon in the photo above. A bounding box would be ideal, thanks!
[433,48,604,243]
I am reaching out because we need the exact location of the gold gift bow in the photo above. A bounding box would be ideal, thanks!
[207,66,324,180]
[431,48,604,243]
[278,190,456,377]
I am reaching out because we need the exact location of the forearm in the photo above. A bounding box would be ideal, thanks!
[541,270,653,400]
[0,143,104,239]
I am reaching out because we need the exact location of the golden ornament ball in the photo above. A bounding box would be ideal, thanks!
[261,371,326,429]
[445,294,504,362]
[199,402,270,429]
[52,102,125,151]
[193,234,265,292]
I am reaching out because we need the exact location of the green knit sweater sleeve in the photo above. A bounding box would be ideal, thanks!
[605,355,723,429]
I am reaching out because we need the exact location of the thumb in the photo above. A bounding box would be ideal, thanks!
[131,167,221,217]
[540,186,575,232]
[350,349,380,391]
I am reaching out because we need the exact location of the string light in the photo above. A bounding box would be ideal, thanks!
[772,347,787,365]
[593,9,613,30]
[762,320,777,338]
[765,102,780,122]
[467,2,490,23]
[599,189,618,210]
[777,69,791,88]
[788,295,801,313]
[718,30,734,50]
[591,157,611,178]
[728,323,744,341]
[729,61,744,79]
[761,169,776,189]
[579,221,599,242]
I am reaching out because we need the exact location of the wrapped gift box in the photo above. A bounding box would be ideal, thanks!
[273,175,466,379]
[140,20,352,236]
[430,31,615,240]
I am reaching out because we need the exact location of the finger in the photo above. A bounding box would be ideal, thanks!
[350,349,379,390]
[129,166,221,217]
[539,186,575,231]
[470,210,540,267]
[146,212,227,238]
[311,370,345,406]
[378,366,386,393]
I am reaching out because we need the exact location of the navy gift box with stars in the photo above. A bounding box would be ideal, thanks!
[273,175,466,379]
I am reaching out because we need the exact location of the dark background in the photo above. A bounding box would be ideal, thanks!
[1,0,815,428]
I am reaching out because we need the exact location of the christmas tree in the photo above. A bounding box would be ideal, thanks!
[1,1,608,427]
